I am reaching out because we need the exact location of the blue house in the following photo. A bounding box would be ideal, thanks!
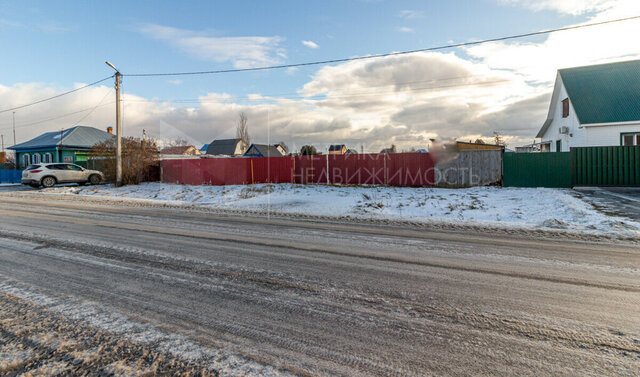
[8,126,114,168]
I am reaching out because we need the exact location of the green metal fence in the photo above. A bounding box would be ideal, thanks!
[573,146,640,186]
[503,152,572,188]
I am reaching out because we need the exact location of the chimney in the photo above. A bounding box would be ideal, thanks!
[107,126,113,134]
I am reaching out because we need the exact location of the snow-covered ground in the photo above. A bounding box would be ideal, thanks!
[41,182,640,236]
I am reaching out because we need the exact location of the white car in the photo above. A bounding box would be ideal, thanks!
[22,163,105,188]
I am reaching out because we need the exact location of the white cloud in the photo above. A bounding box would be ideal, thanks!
[302,40,319,49]
[0,51,541,152]
[397,27,414,33]
[397,10,424,19]
[500,0,617,15]
[6,2,639,151]
[468,0,640,83]
[167,79,182,85]
[138,23,285,69]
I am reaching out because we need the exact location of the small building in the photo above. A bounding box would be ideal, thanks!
[243,143,285,157]
[345,149,358,155]
[160,145,201,155]
[456,141,504,151]
[537,59,640,152]
[328,144,347,155]
[205,139,247,156]
[8,126,114,168]
[199,144,209,153]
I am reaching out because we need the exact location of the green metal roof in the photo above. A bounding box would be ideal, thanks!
[559,59,640,124]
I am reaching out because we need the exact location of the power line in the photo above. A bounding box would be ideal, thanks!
[70,89,113,127]
[122,78,510,104]
[0,101,114,132]
[0,76,113,115]
[125,15,640,77]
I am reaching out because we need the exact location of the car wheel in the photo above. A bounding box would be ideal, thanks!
[41,176,57,188]
[89,174,101,185]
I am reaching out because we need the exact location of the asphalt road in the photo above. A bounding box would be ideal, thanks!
[575,187,640,222]
[0,195,639,376]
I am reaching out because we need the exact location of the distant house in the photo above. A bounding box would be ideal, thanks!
[160,145,200,155]
[243,143,285,157]
[328,144,347,155]
[380,148,395,154]
[536,60,640,152]
[205,139,247,156]
[8,126,114,168]
[199,144,209,153]
[345,149,358,155]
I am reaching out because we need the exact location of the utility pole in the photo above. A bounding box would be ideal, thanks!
[106,61,122,187]
[1,134,4,152]
[12,112,16,146]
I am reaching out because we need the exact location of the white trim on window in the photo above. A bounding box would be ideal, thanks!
[22,154,30,167]
[33,154,41,164]
[43,152,52,163]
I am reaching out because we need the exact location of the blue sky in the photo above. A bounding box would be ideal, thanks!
[1,0,639,151]
[2,0,573,98]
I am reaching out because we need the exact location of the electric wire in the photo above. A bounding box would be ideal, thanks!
[0,76,113,115]
[0,101,114,132]
[124,15,640,77]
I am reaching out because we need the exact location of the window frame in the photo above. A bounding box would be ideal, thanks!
[22,153,30,168]
[561,98,570,118]
[620,132,640,146]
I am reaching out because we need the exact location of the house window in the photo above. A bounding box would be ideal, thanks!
[22,154,30,168]
[556,140,562,152]
[562,98,570,118]
[43,153,52,163]
[621,133,640,146]
[33,154,41,164]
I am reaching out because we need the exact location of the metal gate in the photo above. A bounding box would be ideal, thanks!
[503,152,572,188]
[573,146,640,186]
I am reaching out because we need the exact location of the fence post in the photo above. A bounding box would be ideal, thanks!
[326,154,330,184]
[251,159,255,185]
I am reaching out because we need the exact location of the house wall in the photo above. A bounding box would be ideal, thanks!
[542,79,640,150]
[540,80,581,152]
[15,148,89,168]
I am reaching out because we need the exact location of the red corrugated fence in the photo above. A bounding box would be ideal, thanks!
[161,153,435,187]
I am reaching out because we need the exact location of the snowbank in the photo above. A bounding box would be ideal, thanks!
[43,182,640,236]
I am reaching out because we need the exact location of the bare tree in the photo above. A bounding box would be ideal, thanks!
[236,112,250,152]
[90,137,159,185]
[493,132,507,147]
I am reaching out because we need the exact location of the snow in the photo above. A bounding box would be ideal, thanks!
[42,182,640,236]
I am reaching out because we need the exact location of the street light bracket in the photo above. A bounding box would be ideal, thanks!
[105,61,118,72]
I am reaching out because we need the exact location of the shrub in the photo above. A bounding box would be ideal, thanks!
[89,137,159,185]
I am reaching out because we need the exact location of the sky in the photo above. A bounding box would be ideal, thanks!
[1,0,640,153]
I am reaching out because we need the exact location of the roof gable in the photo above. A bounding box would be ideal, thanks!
[244,143,284,157]
[160,145,197,155]
[206,138,242,155]
[559,59,640,124]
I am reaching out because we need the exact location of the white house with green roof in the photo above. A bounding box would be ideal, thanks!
[8,126,114,168]
[536,60,640,152]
